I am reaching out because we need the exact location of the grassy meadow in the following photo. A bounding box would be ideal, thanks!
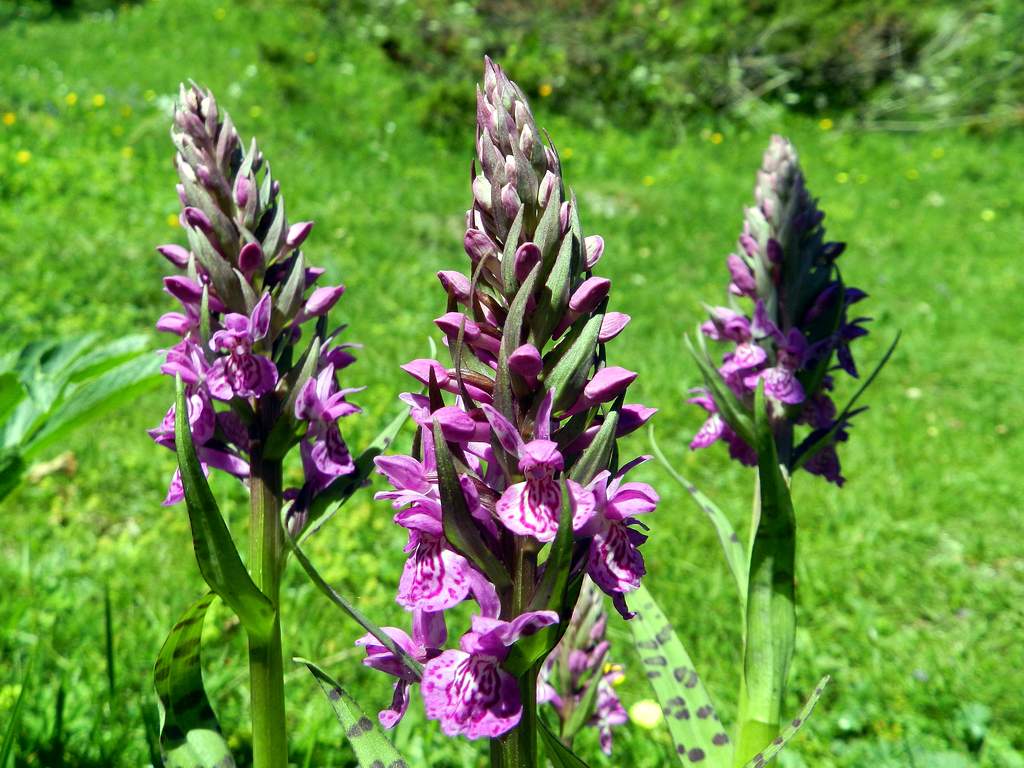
[1,1,1022,766]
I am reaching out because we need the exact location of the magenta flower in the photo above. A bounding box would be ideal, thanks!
[422,611,558,739]
[207,293,278,400]
[294,364,361,488]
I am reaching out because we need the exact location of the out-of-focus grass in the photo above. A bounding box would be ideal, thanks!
[1,1,1022,766]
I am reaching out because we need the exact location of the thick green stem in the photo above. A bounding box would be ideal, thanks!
[248,445,287,768]
[491,538,538,768]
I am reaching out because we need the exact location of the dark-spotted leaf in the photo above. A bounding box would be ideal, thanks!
[649,426,747,605]
[153,593,235,768]
[628,584,732,768]
[539,717,592,768]
[740,676,830,768]
[297,658,409,768]
[173,376,275,640]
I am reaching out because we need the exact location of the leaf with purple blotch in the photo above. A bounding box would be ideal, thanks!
[628,583,733,768]
[740,676,830,768]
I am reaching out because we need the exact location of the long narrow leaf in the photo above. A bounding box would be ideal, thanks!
[649,426,747,604]
[743,386,796,730]
[173,376,274,639]
[539,717,592,768]
[741,677,830,768]
[297,658,410,768]
[286,535,422,678]
[0,372,23,427]
[153,593,236,768]
[628,584,732,768]
[0,663,28,768]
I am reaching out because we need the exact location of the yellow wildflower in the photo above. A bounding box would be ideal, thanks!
[642,175,655,187]
[561,147,574,160]
[629,699,664,729]
[15,150,32,164]
[213,7,226,20]
[121,146,135,160]
[92,93,106,108]
[2,112,15,126]
[166,213,180,227]
[819,117,834,131]
[980,209,996,222]
[538,83,553,98]
[710,131,723,145]
[66,92,79,107]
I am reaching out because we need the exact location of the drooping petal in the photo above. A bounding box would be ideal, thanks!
[397,534,473,612]
[588,522,647,596]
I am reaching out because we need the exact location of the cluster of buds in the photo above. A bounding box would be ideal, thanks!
[149,84,359,520]
[362,58,659,740]
[690,136,870,484]
[538,579,628,755]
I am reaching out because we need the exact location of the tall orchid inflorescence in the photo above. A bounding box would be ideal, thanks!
[150,84,358,516]
[689,135,870,485]
[148,84,360,767]
[364,58,658,757]
[538,578,627,755]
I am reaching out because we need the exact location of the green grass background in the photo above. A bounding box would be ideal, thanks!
[1,1,1022,766]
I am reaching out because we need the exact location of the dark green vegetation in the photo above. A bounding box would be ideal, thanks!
[1,1,1022,766]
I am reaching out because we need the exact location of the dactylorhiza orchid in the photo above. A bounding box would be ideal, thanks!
[538,578,628,755]
[361,58,659,755]
[147,84,360,766]
[689,135,871,485]
[149,84,359,520]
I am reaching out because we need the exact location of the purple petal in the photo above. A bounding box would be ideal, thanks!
[598,313,630,343]
[286,221,314,249]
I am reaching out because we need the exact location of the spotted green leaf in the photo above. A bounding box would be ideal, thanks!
[741,676,830,768]
[297,658,409,768]
[153,593,235,768]
[628,583,732,768]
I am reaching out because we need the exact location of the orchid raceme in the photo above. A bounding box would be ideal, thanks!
[149,84,364,768]
[363,57,659,764]
[689,135,875,485]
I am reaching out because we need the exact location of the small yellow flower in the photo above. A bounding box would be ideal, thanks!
[835,172,849,185]
[144,89,157,102]
[561,147,574,160]
[120,105,133,118]
[249,105,262,118]
[629,699,664,729]
[15,149,32,164]
[980,208,996,222]
[931,147,945,160]
[213,6,226,20]
[92,93,106,108]
[121,146,135,160]
[710,131,723,145]
[905,168,919,181]
[66,92,79,107]
[538,83,553,98]
[2,112,15,126]
[642,175,655,187]
[166,213,180,227]
[819,117,834,131]
[304,50,318,64]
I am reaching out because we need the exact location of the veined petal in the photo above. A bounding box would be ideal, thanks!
[397,535,472,612]
[588,522,647,595]
[495,479,561,542]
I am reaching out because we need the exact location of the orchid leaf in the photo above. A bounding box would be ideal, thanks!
[628,583,732,768]
[685,332,755,446]
[433,420,511,590]
[0,373,23,426]
[570,409,618,485]
[153,593,236,768]
[741,676,830,768]
[0,449,24,504]
[649,426,747,604]
[739,384,796,756]
[494,262,541,419]
[173,376,274,640]
[297,658,410,768]
[539,716,592,768]
[544,311,602,413]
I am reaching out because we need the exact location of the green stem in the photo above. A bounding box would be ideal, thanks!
[248,445,287,768]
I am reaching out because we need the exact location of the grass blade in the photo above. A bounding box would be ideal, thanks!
[153,593,236,768]
[297,657,410,768]
[628,583,733,768]
[173,375,274,639]
[741,676,830,768]
[649,425,748,604]
[0,664,29,768]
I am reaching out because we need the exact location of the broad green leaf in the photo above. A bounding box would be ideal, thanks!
[0,372,24,427]
[301,402,411,540]
[628,583,732,768]
[539,717,592,768]
[433,420,511,590]
[66,334,152,382]
[649,426,747,604]
[24,353,163,460]
[740,385,796,747]
[297,658,410,768]
[740,676,830,768]
[173,376,274,640]
[0,449,25,504]
[0,663,28,768]
[286,535,422,678]
[153,593,236,768]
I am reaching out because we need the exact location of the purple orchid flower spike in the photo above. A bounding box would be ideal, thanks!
[207,293,278,400]
[422,611,558,739]
[689,134,878,483]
